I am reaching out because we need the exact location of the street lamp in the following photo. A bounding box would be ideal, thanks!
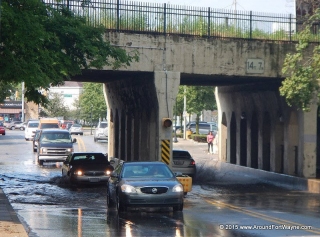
[90,105,93,135]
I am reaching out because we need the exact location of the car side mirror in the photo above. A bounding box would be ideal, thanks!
[72,138,77,143]
[110,172,119,178]
[63,160,69,165]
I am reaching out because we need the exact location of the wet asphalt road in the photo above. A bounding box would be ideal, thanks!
[1,129,320,237]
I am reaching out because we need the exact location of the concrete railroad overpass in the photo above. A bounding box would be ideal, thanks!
[73,32,319,179]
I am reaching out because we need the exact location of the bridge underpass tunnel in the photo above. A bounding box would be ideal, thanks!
[216,83,318,179]
[104,71,179,165]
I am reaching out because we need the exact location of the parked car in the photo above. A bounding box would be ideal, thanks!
[187,122,211,135]
[62,152,114,186]
[94,121,108,142]
[107,161,184,212]
[35,129,76,165]
[171,149,196,178]
[24,120,39,141]
[6,121,23,130]
[16,122,27,130]
[69,124,83,135]
[0,122,5,135]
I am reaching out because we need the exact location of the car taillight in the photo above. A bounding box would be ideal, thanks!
[190,159,195,166]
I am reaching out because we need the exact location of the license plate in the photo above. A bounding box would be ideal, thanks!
[174,161,184,165]
[89,178,100,182]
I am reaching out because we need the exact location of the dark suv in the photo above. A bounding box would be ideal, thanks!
[35,129,77,165]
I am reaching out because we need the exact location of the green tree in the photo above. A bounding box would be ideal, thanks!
[79,82,107,123]
[186,86,216,134]
[280,8,320,111]
[42,92,68,117]
[0,0,138,105]
[174,86,186,129]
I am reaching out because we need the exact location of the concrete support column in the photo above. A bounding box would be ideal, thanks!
[299,105,318,178]
[154,71,180,165]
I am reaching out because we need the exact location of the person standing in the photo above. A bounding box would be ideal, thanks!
[207,131,214,154]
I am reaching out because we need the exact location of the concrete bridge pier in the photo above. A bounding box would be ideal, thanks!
[216,84,318,179]
[103,71,180,164]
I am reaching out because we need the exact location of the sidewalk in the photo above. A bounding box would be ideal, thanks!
[0,188,28,237]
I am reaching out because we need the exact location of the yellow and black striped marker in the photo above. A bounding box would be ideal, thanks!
[161,139,170,165]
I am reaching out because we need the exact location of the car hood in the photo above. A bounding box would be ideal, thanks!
[121,178,180,187]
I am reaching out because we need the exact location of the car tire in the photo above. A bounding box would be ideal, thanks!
[20,127,24,131]
[11,126,15,130]
[33,147,37,152]
[94,137,97,142]
[116,194,127,212]
[173,202,184,212]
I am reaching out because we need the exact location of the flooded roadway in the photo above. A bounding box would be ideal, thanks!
[0,130,320,237]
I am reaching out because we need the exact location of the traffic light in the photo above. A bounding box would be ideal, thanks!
[162,118,172,128]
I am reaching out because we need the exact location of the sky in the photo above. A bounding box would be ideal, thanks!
[137,0,296,15]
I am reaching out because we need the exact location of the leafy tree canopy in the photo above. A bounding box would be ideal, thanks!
[79,82,107,122]
[0,0,138,105]
[280,8,320,111]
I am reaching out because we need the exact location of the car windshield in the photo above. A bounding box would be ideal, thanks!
[99,123,108,128]
[173,151,192,160]
[41,124,59,129]
[72,154,108,163]
[72,124,81,128]
[28,123,39,128]
[122,164,173,178]
[40,132,71,143]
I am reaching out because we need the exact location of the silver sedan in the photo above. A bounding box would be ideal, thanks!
[107,161,184,212]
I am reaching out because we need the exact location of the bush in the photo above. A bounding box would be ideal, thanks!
[190,134,207,143]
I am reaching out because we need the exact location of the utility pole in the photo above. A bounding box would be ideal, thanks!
[183,86,187,140]
[21,82,25,122]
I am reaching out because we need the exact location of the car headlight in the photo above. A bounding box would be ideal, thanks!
[66,148,73,153]
[121,184,137,193]
[40,148,47,154]
[105,170,112,176]
[74,170,83,176]
[172,184,183,192]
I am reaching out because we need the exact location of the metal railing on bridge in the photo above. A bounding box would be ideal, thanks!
[46,0,320,42]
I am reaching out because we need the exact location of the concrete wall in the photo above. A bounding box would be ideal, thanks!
[102,32,296,79]
[216,85,318,178]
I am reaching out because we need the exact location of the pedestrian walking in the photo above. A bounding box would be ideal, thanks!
[207,131,214,153]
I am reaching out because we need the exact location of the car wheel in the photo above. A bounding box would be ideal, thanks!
[33,147,37,152]
[173,202,184,212]
[20,127,24,131]
[107,187,115,208]
[37,155,43,166]
[94,137,97,142]
[11,126,15,130]
[116,194,127,212]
